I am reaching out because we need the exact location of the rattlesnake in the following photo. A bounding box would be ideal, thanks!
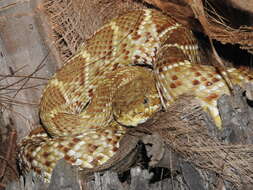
[18,9,253,181]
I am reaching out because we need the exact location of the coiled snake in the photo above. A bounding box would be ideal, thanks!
[18,9,253,181]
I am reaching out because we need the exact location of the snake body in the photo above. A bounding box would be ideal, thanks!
[18,9,253,181]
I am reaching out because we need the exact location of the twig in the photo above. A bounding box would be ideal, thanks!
[0,51,49,96]
[0,74,48,81]
[0,83,46,96]
[0,64,27,82]
[209,39,234,94]
[12,52,49,98]
[0,97,38,106]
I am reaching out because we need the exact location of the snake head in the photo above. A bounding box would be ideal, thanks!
[112,67,161,127]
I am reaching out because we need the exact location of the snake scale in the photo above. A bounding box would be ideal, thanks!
[18,9,253,181]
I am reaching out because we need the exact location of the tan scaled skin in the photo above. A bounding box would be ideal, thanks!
[18,9,253,181]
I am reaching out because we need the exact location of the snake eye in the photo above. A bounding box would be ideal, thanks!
[143,97,148,105]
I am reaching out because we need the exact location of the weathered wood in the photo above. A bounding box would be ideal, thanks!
[0,0,56,141]
[218,85,253,144]
[48,160,80,190]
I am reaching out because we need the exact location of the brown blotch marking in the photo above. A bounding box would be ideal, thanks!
[142,58,147,64]
[208,73,213,78]
[91,159,99,166]
[88,89,93,97]
[135,55,140,60]
[107,138,113,143]
[171,75,178,80]
[205,93,219,102]
[26,155,33,163]
[92,155,105,166]
[63,147,70,153]
[112,63,119,71]
[132,33,141,40]
[69,157,76,163]
[205,81,213,86]
[43,152,50,158]
[45,161,51,167]
[88,144,98,153]
[211,78,220,83]
[73,138,81,143]
[129,29,134,33]
[121,48,126,53]
[112,147,119,152]
[201,77,207,81]
[111,140,119,146]
[57,144,64,149]
[95,69,100,76]
[192,79,200,85]
[248,76,253,80]
[34,167,42,174]
[122,43,127,48]
[158,67,163,73]
[68,142,75,147]
[170,83,176,88]
[161,60,167,66]
[64,155,71,161]
[195,72,201,77]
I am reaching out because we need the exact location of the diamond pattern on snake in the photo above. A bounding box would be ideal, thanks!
[18,9,253,181]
